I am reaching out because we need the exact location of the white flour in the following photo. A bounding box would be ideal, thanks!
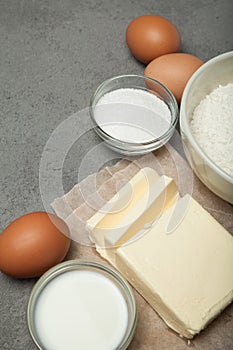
[95,88,172,143]
[191,83,233,177]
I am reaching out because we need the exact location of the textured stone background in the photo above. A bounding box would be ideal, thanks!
[0,1,232,349]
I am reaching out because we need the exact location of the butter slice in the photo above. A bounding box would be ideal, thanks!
[86,167,178,247]
[86,167,159,246]
[105,175,178,247]
[105,195,233,338]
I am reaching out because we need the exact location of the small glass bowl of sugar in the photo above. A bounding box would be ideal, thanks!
[90,74,178,155]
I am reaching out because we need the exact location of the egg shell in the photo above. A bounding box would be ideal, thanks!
[126,15,181,64]
[145,53,204,103]
[0,212,71,278]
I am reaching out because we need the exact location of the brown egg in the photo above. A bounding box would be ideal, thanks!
[0,212,71,278]
[126,15,181,64]
[145,53,204,103]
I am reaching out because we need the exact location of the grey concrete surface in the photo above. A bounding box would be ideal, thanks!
[0,1,232,349]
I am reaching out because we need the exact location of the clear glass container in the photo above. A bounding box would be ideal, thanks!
[90,74,178,155]
[27,259,137,350]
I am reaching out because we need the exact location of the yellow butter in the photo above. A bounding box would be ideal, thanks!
[99,195,233,338]
[87,167,233,338]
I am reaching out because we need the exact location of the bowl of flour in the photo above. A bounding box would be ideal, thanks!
[180,51,233,204]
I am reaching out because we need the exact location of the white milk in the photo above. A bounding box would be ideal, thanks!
[34,270,129,350]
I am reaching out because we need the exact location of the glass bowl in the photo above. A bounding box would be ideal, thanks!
[90,74,178,155]
[27,259,137,350]
[180,51,233,204]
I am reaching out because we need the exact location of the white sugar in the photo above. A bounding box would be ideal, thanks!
[191,83,233,177]
[95,88,172,143]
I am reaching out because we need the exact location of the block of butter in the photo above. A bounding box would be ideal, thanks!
[90,193,233,338]
[86,167,178,247]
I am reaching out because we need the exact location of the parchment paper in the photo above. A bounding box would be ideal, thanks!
[51,145,233,350]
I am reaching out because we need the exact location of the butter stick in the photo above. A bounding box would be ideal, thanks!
[97,195,233,338]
